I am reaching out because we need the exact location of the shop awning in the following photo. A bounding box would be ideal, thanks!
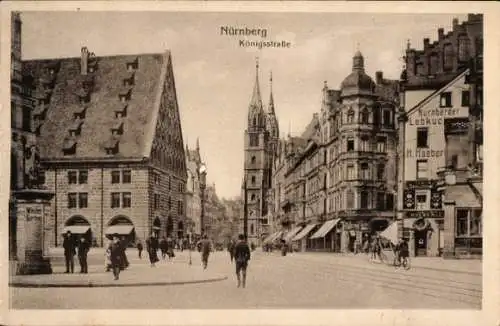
[310,219,341,239]
[262,232,278,244]
[271,231,284,242]
[292,224,317,241]
[445,185,481,207]
[283,226,303,242]
[105,225,135,235]
[62,225,90,234]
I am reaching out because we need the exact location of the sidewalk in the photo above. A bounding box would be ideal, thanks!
[292,250,482,275]
[10,250,227,288]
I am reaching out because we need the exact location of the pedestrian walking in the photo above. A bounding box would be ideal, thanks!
[109,235,123,280]
[105,239,112,272]
[200,234,211,269]
[227,239,235,263]
[159,237,167,260]
[233,234,251,288]
[137,241,143,259]
[166,236,175,259]
[77,237,90,273]
[146,235,159,267]
[119,236,129,270]
[63,231,76,273]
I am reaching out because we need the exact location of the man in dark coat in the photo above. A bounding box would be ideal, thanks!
[146,235,159,267]
[137,241,143,259]
[159,237,167,260]
[227,240,235,263]
[77,237,90,273]
[63,231,76,273]
[200,234,211,269]
[109,235,122,280]
[233,234,251,288]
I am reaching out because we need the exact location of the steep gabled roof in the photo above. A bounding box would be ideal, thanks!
[25,52,168,160]
[406,69,469,117]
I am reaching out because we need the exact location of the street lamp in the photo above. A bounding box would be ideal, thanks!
[198,163,207,237]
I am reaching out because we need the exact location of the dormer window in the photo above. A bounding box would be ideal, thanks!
[33,105,48,120]
[104,139,119,155]
[123,72,135,87]
[111,122,124,135]
[63,138,77,155]
[119,88,131,102]
[74,106,87,119]
[79,93,90,104]
[126,57,139,72]
[69,121,83,136]
[115,104,128,118]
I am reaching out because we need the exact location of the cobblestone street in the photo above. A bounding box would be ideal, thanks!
[10,249,481,309]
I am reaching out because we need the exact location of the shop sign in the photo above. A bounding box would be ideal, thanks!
[406,180,437,188]
[406,210,444,219]
[26,206,43,221]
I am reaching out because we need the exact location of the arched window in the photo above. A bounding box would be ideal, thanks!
[347,110,355,124]
[360,108,369,124]
[251,156,256,164]
[251,194,256,201]
[251,176,256,184]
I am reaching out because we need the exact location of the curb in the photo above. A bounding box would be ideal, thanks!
[9,275,228,288]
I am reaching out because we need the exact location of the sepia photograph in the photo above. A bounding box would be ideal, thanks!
[1,2,497,325]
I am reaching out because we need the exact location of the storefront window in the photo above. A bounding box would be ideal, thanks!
[470,209,482,236]
[456,208,482,237]
[456,209,468,236]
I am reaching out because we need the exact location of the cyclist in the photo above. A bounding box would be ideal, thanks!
[398,238,410,268]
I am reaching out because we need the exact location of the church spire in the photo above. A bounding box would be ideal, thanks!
[249,57,263,110]
[268,71,275,113]
[196,137,200,151]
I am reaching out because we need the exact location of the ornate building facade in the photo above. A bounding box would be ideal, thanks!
[242,62,279,245]
[25,47,187,247]
[399,14,483,258]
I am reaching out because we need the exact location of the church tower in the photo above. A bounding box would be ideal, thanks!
[243,59,274,245]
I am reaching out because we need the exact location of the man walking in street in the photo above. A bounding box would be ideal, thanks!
[77,237,90,273]
[227,239,235,263]
[137,240,143,259]
[146,234,159,267]
[63,231,76,273]
[233,234,251,288]
[200,234,211,269]
[109,235,123,280]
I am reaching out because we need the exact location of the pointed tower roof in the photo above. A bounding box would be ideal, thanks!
[249,57,263,110]
[268,71,275,113]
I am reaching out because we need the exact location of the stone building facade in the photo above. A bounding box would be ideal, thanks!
[242,62,279,245]
[399,14,483,258]
[268,51,399,253]
[24,48,187,247]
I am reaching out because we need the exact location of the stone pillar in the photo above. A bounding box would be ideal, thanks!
[14,189,54,275]
[442,199,456,259]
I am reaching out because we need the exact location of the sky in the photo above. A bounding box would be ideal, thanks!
[20,11,466,199]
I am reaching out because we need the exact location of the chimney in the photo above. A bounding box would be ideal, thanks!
[424,38,430,49]
[452,18,459,30]
[438,28,444,40]
[81,47,89,75]
[376,71,383,84]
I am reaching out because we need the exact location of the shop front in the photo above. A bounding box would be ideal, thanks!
[339,219,372,253]
[309,219,341,252]
[402,210,444,257]
[292,223,318,252]
[442,180,482,259]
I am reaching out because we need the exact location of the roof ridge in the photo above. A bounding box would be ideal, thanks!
[23,51,169,62]
[406,69,469,117]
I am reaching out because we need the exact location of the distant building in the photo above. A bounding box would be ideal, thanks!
[24,47,187,247]
[242,62,279,245]
[185,139,205,240]
[400,14,483,258]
